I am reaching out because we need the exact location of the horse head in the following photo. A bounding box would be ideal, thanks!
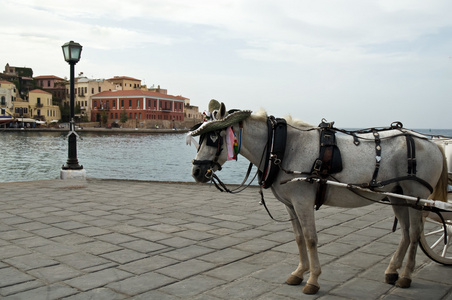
[192,130,228,182]
[188,100,251,183]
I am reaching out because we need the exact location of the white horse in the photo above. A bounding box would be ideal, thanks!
[189,101,449,295]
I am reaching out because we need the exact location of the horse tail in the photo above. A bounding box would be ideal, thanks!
[429,143,449,202]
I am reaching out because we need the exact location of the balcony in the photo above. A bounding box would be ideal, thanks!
[36,103,43,108]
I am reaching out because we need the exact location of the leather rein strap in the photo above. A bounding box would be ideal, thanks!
[259,116,287,189]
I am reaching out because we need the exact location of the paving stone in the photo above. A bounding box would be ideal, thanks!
[100,249,148,264]
[64,268,133,291]
[329,277,393,299]
[3,253,59,271]
[0,267,35,288]
[0,280,43,297]
[63,287,128,300]
[77,240,122,255]
[118,256,179,275]
[32,227,71,238]
[0,245,31,259]
[2,283,78,299]
[208,277,277,299]
[161,244,215,261]
[198,248,253,265]
[205,261,264,281]
[107,272,176,296]
[156,259,216,279]
[56,252,111,270]
[120,239,168,253]
[34,243,79,257]
[159,275,226,298]
[0,229,34,241]
[28,264,82,284]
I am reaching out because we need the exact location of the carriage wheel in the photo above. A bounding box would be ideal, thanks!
[419,210,452,266]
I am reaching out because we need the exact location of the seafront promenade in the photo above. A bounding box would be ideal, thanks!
[0,179,451,299]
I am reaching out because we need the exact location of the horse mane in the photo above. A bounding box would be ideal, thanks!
[250,108,312,128]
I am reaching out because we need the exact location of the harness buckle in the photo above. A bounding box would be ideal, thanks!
[313,159,322,172]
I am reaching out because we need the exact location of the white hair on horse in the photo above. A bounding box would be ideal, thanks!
[252,109,312,128]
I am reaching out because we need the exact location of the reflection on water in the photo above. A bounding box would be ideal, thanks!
[0,131,253,184]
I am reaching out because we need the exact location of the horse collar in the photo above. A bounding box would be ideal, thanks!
[259,116,287,189]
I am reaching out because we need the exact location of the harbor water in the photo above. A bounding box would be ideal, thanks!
[0,130,253,184]
[0,129,451,183]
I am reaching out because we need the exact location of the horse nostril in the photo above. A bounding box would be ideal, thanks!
[193,168,201,177]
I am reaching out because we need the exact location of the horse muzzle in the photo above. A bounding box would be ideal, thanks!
[192,160,222,183]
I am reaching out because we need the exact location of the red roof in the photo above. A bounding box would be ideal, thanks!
[92,90,185,101]
[29,89,52,95]
[34,75,65,80]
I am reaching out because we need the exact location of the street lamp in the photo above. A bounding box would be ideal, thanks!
[61,41,84,178]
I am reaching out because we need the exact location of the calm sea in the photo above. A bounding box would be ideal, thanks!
[0,128,451,183]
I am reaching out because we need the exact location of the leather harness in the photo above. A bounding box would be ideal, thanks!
[259,116,287,189]
[258,119,434,211]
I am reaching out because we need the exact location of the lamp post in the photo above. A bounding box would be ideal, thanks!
[61,41,84,175]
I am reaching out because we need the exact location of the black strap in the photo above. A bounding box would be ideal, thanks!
[260,116,287,189]
[370,130,382,188]
[406,134,417,175]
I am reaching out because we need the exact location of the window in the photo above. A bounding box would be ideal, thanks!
[113,100,116,108]
[121,100,124,107]
[0,96,5,105]
[94,101,97,108]
[47,80,50,87]
[129,100,132,107]
[98,87,101,92]
[137,100,140,108]
[92,88,94,94]
[85,87,87,93]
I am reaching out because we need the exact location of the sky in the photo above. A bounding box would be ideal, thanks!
[1,0,451,129]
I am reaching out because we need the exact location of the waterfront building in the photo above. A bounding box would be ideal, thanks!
[183,98,203,127]
[91,90,185,128]
[2,63,34,99]
[26,89,61,124]
[34,75,67,102]
[66,76,118,121]
[0,80,17,118]
[106,76,142,90]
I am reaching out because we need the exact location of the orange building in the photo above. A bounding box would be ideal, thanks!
[91,90,185,128]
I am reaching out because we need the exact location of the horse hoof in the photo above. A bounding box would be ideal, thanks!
[396,277,412,288]
[385,273,399,285]
[302,283,320,294]
[286,275,303,285]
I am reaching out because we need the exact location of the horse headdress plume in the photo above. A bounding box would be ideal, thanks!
[188,99,252,137]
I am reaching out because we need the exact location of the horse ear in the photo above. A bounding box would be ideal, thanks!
[219,102,226,119]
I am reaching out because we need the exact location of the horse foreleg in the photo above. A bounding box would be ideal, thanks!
[396,209,423,288]
[286,206,309,286]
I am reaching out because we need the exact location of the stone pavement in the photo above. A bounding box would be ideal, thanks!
[0,179,451,299]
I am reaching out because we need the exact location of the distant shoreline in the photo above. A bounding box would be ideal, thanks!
[0,127,189,134]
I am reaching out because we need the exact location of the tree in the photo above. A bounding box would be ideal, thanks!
[120,109,128,124]
[101,110,108,126]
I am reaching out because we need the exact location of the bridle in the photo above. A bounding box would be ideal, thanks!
[192,130,224,179]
